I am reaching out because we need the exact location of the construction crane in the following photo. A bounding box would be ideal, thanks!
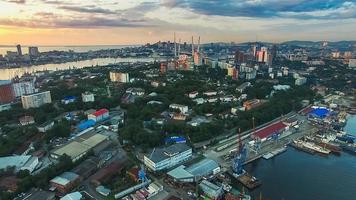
[232,128,247,176]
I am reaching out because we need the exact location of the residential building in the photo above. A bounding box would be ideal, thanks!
[21,91,52,109]
[295,77,307,85]
[169,104,189,114]
[12,80,36,97]
[0,103,11,111]
[16,44,22,56]
[82,92,95,102]
[37,121,54,133]
[243,99,264,111]
[188,91,199,98]
[0,80,15,104]
[236,82,251,93]
[28,47,39,56]
[50,172,80,194]
[144,143,192,171]
[110,72,130,83]
[349,59,356,68]
[19,115,35,126]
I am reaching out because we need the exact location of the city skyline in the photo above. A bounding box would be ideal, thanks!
[0,0,356,45]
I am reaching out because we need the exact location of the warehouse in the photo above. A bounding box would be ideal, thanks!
[51,132,109,161]
[144,143,192,171]
[167,158,220,183]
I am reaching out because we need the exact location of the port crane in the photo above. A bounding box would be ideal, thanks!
[232,128,247,175]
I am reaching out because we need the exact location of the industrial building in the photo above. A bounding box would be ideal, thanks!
[51,131,109,161]
[167,158,220,183]
[252,121,287,141]
[50,172,80,194]
[88,108,109,122]
[21,91,52,109]
[110,71,130,83]
[199,180,223,200]
[0,155,39,173]
[0,80,15,104]
[144,143,192,171]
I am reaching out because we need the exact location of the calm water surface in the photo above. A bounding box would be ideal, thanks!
[243,115,356,200]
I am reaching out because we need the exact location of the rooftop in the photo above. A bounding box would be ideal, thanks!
[51,172,79,186]
[93,109,109,117]
[60,191,82,200]
[0,155,31,170]
[146,143,191,163]
[254,121,287,139]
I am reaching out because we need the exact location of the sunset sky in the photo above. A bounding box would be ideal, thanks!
[0,0,355,45]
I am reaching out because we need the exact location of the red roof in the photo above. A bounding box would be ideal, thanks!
[93,109,109,117]
[254,121,287,139]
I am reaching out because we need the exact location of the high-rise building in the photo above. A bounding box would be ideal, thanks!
[271,45,277,60]
[0,80,15,104]
[109,72,130,83]
[160,62,167,74]
[343,51,352,59]
[29,47,39,57]
[21,91,52,109]
[349,59,356,68]
[16,44,22,56]
[235,51,245,64]
[12,80,36,97]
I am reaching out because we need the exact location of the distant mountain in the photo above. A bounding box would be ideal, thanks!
[281,40,356,48]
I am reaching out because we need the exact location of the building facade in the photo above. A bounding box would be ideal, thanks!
[0,80,15,104]
[144,143,192,171]
[21,91,52,109]
[12,80,36,97]
[110,72,130,83]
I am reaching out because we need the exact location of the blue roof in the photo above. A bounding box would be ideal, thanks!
[77,119,96,130]
[63,96,77,100]
[165,136,186,144]
[310,107,330,118]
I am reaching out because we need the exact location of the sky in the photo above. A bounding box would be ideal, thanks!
[0,0,355,45]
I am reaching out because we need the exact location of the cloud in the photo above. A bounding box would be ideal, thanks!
[3,0,26,4]
[161,0,356,19]
[0,12,152,28]
[58,5,117,14]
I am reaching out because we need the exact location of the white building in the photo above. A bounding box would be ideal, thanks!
[188,91,199,98]
[21,91,52,109]
[82,92,95,102]
[110,72,130,83]
[144,143,192,171]
[295,77,307,86]
[12,81,36,97]
[349,59,356,68]
[169,104,189,114]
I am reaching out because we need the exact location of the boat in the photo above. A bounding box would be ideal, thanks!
[290,140,315,154]
[302,141,331,155]
[341,144,356,155]
[316,141,342,154]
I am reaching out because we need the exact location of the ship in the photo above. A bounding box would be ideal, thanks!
[340,144,356,155]
[290,140,315,154]
[302,141,331,155]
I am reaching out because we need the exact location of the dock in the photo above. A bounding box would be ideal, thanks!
[228,171,262,190]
